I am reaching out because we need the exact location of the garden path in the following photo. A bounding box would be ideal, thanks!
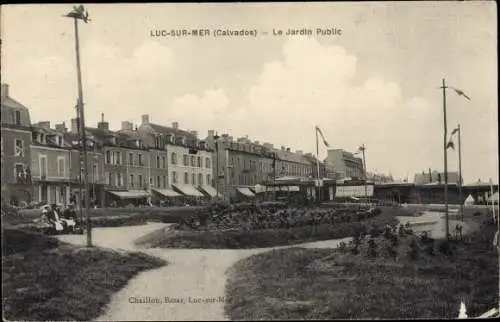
[58,223,350,321]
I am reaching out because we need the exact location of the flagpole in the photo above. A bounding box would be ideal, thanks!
[361,144,367,200]
[458,124,463,222]
[442,78,450,240]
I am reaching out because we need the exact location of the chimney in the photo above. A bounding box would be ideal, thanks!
[38,121,50,130]
[190,130,198,138]
[121,121,132,131]
[97,113,109,131]
[71,118,80,133]
[281,146,285,151]
[55,122,67,133]
[1,84,9,99]
[172,122,179,129]
[208,130,215,139]
[286,147,291,152]
[142,114,150,125]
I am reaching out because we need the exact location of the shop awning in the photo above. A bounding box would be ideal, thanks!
[237,187,256,197]
[173,184,204,197]
[199,185,219,197]
[108,190,149,199]
[153,188,181,198]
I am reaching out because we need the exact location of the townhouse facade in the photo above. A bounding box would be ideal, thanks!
[1,84,34,205]
[138,114,215,199]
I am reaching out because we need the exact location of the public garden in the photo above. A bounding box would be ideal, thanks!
[2,202,499,321]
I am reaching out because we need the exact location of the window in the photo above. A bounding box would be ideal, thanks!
[183,154,188,166]
[129,153,134,166]
[115,151,121,165]
[184,172,189,184]
[14,110,21,125]
[106,151,111,164]
[172,171,177,184]
[171,152,177,165]
[138,174,143,187]
[39,155,47,177]
[156,155,160,168]
[198,173,203,186]
[162,156,166,169]
[190,155,195,167]
[93,164,98,182]
[163,176,167,188]
[197,157,202,167]
[206,174,211,186]
[14,163,25,182]
[192,173,196,186]
[57,157,65,177]
[157,176,160,187]
[14,139,24,157]
[116,173,123,187]
[138,154,143,166]
[205,157,211,168]
[130,174,135,187]
[105,172,110,185]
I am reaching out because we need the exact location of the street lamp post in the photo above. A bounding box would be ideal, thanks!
[64,5,92,247]
[214,133,220,199]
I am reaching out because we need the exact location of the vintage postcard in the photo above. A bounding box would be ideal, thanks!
[1,2,498,321]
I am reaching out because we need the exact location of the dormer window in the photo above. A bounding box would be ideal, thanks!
[182,136,186,145]
[136,140,140,148]
[57,136,62,146]
[111,137,117,145]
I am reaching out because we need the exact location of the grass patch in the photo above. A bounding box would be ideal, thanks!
[135,208,399,249]
[2,228,166,321]
[224,218,498,319]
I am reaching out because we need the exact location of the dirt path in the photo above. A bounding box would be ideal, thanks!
[58,223,350,321]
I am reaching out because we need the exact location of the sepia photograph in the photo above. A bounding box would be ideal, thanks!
[1,2,498,321]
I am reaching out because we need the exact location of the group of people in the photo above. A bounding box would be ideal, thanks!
[40,203,79,233]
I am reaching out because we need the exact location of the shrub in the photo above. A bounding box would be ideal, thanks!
[407,238,420,260]
[438,240,455,256]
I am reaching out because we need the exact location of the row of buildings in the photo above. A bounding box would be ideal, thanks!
[1,83,336,206]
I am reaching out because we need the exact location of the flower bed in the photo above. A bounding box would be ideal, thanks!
[135,206,398,249]
[224,215,498,319]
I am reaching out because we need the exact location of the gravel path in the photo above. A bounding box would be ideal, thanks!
[58,223,350,321]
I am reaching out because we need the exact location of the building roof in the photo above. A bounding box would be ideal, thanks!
[273,149,310,165]
[147,123,196,140]
[1,97,32,127]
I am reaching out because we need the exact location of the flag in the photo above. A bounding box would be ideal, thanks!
[450,127,459,136]
[65,5,91,23]
[446,140,455,150]
[315,126,329,147]
[450,87,471,101]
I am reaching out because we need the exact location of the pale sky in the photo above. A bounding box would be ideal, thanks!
[1,2,497,184]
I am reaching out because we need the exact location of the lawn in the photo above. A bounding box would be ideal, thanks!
[224,217,499,319]
[2,228,166,321]
[134,207,400,249]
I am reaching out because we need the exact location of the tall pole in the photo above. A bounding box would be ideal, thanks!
[273,152,277,201]
[215,138,219,199]
[458,124,463,221]
[361,144,367,201]
[315,128,321,203]
[73,17,92,247]
[441,78,450,240]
